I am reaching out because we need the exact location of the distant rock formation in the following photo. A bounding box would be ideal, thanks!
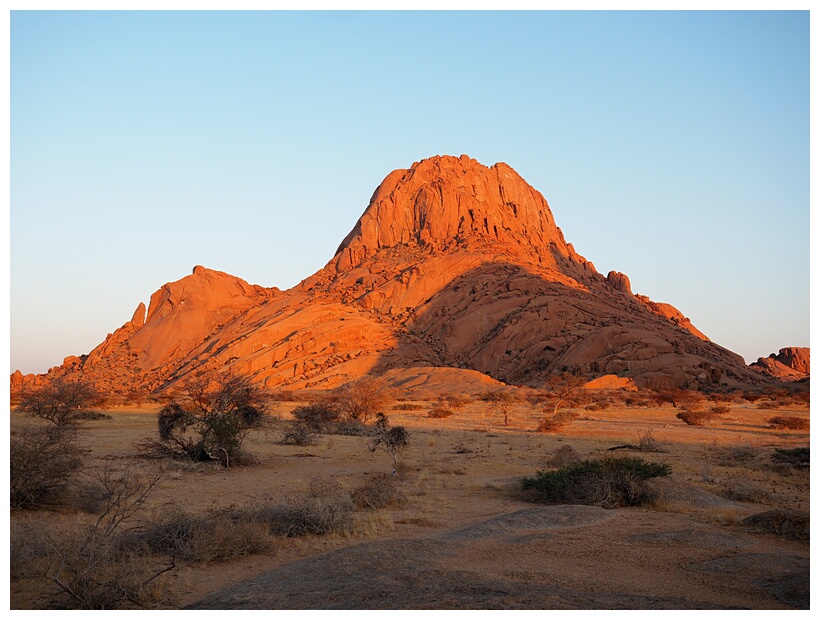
[750,347,810,381]
[13,155,774,395]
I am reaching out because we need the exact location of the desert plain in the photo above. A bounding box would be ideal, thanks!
[9,388,810,610]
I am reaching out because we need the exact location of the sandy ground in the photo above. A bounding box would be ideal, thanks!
[9,396,810,609]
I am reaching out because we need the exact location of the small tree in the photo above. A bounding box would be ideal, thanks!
[480,390,517,426]
[17,379,101,426]
[543,375,584,418]
[141,372,268,467]
[335,376,393,423]
[369,413,409,476]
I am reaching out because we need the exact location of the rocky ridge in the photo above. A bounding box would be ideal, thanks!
[750,347,810,382]
[12,155,786,395]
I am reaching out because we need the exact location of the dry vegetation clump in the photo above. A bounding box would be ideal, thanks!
[521,457,672,508]
[246,479,355,537]
[715,445,759,468]
[720,477,771,504]
[676,409,723,427]
[34,464,175,609]
[137,507,273,562]
[547,444,581,468]
[10,517,52,579]
[741,510,810,541]
[608,428,665,453]
[766,416,809,431]
[584,399,611,412]
[291,401,341,429]
[536,409,580,432]
[10,425,86,510]
[742,391,765,403]
[333,376,394,423]
[393,402,425,411]
[280,421,318,445]
[440,393,472,409]
[792,391,810,406]
[350,473,406,510]
[428,404,455,418]
[710,405,731,414]
[771,447,809,468]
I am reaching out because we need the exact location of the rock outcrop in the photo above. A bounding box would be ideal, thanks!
[751,347,810,381]
[13,155,776,395]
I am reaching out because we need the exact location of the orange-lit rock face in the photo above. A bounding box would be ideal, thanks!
[751,347,810,381]
[14,155,777,395]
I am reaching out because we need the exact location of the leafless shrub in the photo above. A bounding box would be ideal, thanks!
[10,426,86,510]
[43,463,174,609]
[636,428,663,452]
[334,376,394,423]
[280,421,317,446]
[548,444,581,468]
[720,478,771,503]
[393,402,425,411]
[249,479,354,537]
[10,517,52,579]
[17,379,102,426]
[137,507,272,562]
[715,445,759,468]
[428,405,455,418]
[710,405,731,414]
[291,401,341,430]
[771,447,809,468]
[330,420,375,436]
[536,409,580,432]
[608,428,665,453]
[767,416,809,431]
[350,473,406,510]
[676,409,723,426]
[440,393,471,409]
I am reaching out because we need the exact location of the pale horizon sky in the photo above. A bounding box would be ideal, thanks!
[9,9,810,375]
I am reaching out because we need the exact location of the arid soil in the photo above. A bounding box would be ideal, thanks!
[9,396,810,609]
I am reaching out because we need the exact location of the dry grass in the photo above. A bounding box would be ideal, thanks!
[10,394,813,609]
[428,405,455,418]
[350,473,406,510]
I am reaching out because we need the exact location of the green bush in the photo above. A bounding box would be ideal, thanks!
[139,372,269,467]
[521,457,671,508]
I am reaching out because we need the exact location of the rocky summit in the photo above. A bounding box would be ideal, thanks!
[13,155,792,395]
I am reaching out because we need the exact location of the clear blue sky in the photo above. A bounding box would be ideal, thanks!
[10,10,810,375]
